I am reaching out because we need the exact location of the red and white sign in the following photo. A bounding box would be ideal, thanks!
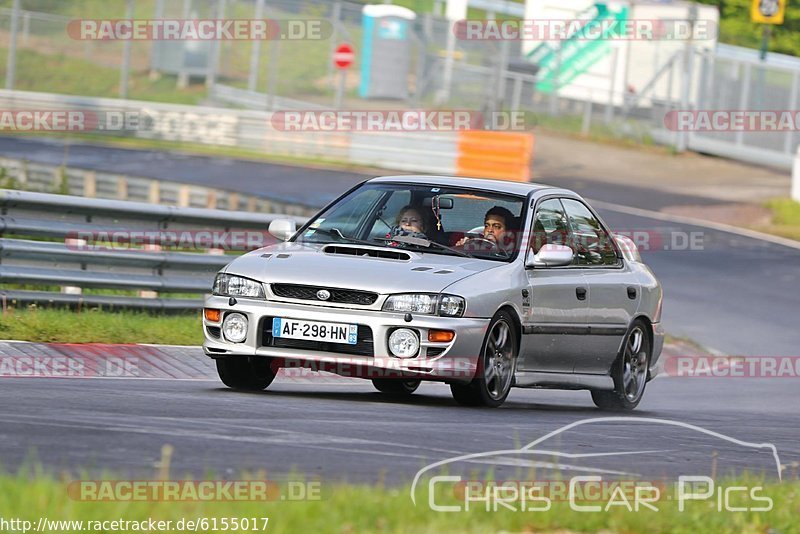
[333,43,355,69]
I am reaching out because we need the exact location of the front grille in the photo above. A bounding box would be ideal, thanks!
[271,283,378,305]
[261,317,374,357]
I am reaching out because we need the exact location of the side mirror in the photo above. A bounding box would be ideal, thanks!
[268,219,297,241]
[526,244,574,268]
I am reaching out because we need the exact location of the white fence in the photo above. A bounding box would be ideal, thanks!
[0,89,462,176]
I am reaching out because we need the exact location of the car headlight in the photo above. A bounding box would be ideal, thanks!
[438,295,465,317]
[213,274,265,299]
[382,294,465,317]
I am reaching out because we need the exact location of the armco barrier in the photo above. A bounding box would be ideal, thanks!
[0,156,316,216]
[0,189,308,311]
[455,131,534,182]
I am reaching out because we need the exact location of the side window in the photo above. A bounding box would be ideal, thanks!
[561,199,619,266]
[531,198,569,254]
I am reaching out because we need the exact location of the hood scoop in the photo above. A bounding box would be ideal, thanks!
[322,245,411,261]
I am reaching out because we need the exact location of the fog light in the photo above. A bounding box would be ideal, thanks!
[222,312,248,343]
[204,308,221,322]
[388,328,419,358]
[428,329,455,342]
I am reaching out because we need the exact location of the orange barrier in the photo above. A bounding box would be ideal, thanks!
[455,131,534,182]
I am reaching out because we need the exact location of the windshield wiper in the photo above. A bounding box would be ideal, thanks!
[375,235,474,259]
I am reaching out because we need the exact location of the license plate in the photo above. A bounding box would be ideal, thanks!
[272,318,358,345]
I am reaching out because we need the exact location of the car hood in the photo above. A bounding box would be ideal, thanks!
[222,242,503,294]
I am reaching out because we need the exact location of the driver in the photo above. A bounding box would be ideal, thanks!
[455,206,517,252]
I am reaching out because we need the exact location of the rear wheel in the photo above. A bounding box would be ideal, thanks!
[591,321,650,411]
[450,310,518,408]
[216,356,276,391]
[371,378,421,396]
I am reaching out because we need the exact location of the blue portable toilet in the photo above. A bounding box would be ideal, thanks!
[360,5,417,99]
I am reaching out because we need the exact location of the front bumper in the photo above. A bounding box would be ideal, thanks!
[202,295,490,383]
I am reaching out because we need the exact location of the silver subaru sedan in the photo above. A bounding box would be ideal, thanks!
[202,175,664,409]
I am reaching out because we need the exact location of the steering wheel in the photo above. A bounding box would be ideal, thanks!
[462,236,499,251]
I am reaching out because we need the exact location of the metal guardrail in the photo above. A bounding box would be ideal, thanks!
[0,156,317,216]
[0,189,308,312]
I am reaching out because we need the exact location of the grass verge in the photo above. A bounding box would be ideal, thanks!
[0,308,202,345]
[0,470,796,533]
[759,198,800,242]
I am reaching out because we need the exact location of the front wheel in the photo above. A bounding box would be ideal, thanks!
[451,311,518,408]
[372,378,421,396]
[216,356,276,391]
[591,321,651,411]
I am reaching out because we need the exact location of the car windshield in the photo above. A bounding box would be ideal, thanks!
[293,183,526,262]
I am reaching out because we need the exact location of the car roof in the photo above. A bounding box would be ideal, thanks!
[367,175,564,197]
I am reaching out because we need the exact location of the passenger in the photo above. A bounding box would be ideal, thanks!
[385,205,429,247]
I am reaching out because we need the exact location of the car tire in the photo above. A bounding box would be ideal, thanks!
[371,378,421,396]
[591,320,651,411]
[216,356,276,391]
[450,310,518,408]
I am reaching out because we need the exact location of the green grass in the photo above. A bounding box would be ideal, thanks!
[0,469,796,533]
[0,47,207,105]
[0,308,202,345]
[760,198,800,242]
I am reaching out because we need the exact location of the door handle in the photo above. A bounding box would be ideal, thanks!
[627,286,638,300]
[576,287,587,301]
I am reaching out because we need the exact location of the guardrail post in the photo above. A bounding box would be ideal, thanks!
[62,237,85,295]
[117,176,128,200]
[140,243,162,299]
[83,171,97,198]
[149,182,161,204]
[178,185,190,208]
[792,146,800,203]
[5,0,20,90]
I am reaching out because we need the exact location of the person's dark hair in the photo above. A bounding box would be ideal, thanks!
[485,206,517,229]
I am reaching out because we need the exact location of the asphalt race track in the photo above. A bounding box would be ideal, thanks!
[1,136,798,485]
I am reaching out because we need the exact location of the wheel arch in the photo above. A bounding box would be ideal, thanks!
[632,314,654,354]
[496,304,523,350]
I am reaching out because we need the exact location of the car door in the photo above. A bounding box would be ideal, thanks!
[560,198,640,374]
[519,198,592,374]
